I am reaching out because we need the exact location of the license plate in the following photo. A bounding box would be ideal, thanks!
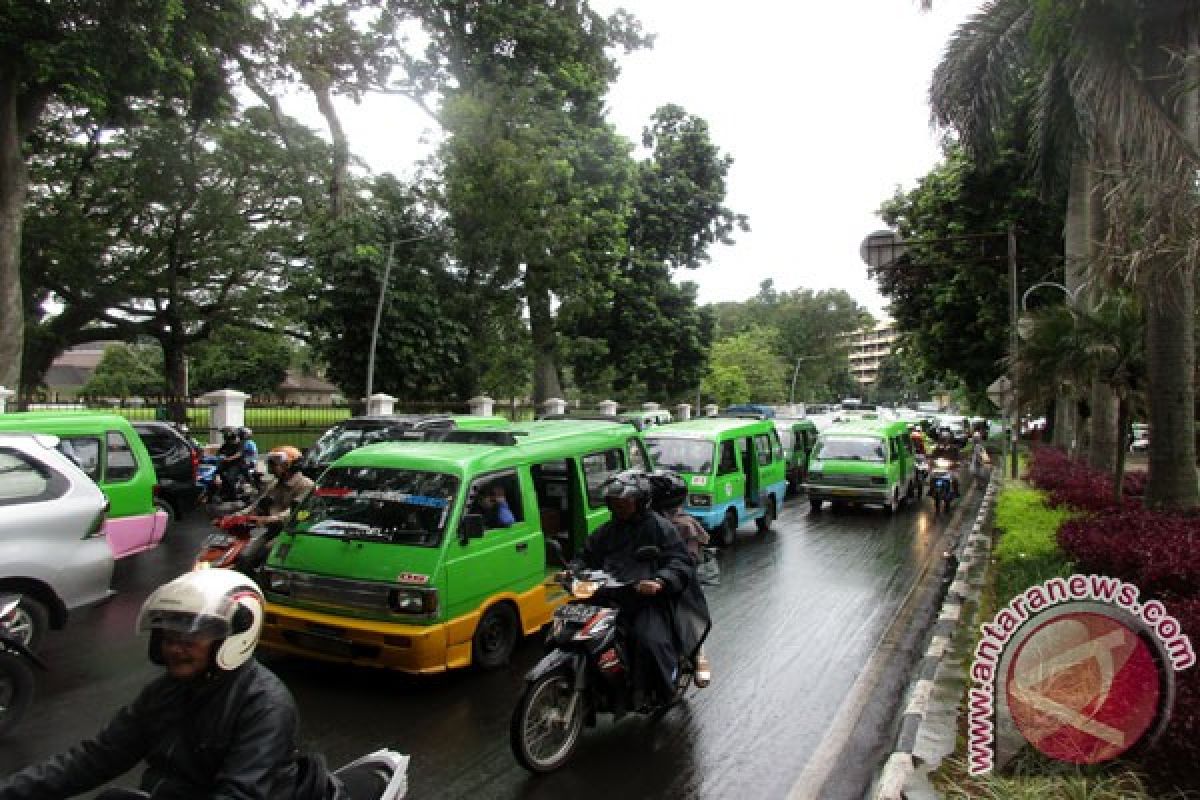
[554,604,604,623]
[205,533,234,548]
[285,631,355,659]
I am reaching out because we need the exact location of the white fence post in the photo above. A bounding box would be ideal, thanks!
[469,396,495,416]
[366,393,397,416]
[201,389,250,445]
[675,403,692,421]
[597,399,618,416]
[0,387,13,414]
[543,397,567,416]
[704,403,720,418]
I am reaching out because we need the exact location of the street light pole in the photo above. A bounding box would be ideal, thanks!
[789,355,822,407]
[1008,226,1019,479]
[365,241,395,401]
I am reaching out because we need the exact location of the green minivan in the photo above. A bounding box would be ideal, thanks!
[259,418,651,674]
[804,420,919,514]
[773,418,819,494]
[0,411,166,557]
[643,416,788,547]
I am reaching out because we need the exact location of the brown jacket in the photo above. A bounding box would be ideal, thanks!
[240,472,314,525]
[669,508,710,561]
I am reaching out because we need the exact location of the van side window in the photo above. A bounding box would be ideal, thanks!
[627,439,649,471]
[106,431,139,482]
[754,434,772,465]
[467,470,524,529]
[582,449,624,508]
[717,441,738,474]
[60,437,101,480]
[770,430,784,461]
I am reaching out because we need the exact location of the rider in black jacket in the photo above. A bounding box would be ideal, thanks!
[0,570,327,800]
[574,470,694,707]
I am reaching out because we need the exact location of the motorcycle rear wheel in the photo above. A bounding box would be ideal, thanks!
[0,651,35,737]
[510,669,584,773]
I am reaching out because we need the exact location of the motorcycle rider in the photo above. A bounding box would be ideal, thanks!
[647,469,713,688]
[237,445,314,529]
[239,427,261,491]
[212,426,247,503]
[571,469,694,709]
[0,569,338,799]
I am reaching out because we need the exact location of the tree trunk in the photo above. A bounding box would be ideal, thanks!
[1144,263,1197,509]
[162,336,189,424]
[1113,393,1129,504]
[526,276,563,405]
[0,75,27,392]
[1057,154,1090,450]
[310,79,349,220]
[1088,382,1118,474]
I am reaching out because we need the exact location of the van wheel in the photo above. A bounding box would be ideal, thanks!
[3,596,49,652]
[154,497,176,538]
[717,510,737,547]
[809,497,822,514]
[473,603,519,670]
[756,497,776,533]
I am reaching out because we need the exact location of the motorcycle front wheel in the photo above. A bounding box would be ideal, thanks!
[510,668,584,773]
[0,651,35,737]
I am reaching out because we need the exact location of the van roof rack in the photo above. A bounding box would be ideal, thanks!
[434,430,523,446]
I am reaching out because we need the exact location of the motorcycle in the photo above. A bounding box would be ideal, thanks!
[0,594,46,737]
[197,455,255,512]
[195,511,277,576]
[914,454,929,498]
[928,458,958,514]
[510,550,706,773]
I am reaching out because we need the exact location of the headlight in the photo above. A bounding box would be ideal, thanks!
[871,476,886,485]
[808,472,822,481]
[688,494,711,507]
[387,587,438,614]
[572,580,600,600]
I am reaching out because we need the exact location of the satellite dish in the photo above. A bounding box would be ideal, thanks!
[860,230,906,269]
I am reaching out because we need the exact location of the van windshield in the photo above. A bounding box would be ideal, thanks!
[294,467,459,547]
[307,424,419,466]
[645,437,714,474]
[814,437,886,463]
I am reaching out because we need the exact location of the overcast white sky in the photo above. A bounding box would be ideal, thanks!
[284,0,985,318]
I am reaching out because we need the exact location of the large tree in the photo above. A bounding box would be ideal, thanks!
[928,0,1200,509]
[0,0,258,392]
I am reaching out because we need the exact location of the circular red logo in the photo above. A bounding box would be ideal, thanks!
[1005,611,1161,764]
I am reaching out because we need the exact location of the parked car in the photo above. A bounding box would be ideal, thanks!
[0,433,113,650]
[0,412,166,558]
[132,421,201,531]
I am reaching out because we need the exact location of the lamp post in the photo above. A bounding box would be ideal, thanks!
[365,232,438,399]
[789,355,823,407]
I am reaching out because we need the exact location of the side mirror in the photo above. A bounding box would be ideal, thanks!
[458,513,486,544]
[545,538,567,567]
[635,545,661,563]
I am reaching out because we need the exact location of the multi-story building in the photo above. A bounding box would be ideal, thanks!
[841,320,899,387]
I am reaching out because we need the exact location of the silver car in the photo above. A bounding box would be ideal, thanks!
[0,432,114,649]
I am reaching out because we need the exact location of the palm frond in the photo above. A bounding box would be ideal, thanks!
[930,0,1035,161]
[1028,56,1080,191]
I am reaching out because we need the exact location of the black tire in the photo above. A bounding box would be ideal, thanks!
[809,497,822,514]
[4,597,49,652]
[756,497,776,533]
[716,510,737,547]
[510,669,584,773]
[473,603,519,670]
[154,497,176,539]
[0,651,35,737]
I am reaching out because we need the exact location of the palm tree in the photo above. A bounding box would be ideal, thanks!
[929,0,1200,510]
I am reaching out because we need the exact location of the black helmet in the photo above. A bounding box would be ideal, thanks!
[648,469,688,512]
[238,427,252,440]
[221,427,237,442]
[600,469,651,512]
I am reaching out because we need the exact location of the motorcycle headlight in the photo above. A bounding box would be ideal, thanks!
[572,580,600,600]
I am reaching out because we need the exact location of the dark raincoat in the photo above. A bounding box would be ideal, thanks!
[576,510,711,700]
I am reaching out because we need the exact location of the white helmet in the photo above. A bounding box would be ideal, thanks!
[137,569,264,672]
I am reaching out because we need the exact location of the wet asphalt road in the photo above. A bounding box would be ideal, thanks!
[1,491,968,799]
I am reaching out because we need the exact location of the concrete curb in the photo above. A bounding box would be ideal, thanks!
[870,467,1003,800]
